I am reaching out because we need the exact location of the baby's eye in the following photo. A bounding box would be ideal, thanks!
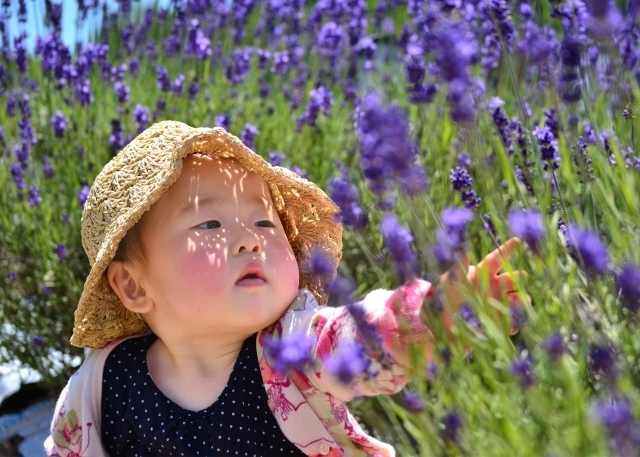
[255,220,276,228]
[197,220,221,229]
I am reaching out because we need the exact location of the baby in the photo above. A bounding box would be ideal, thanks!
[45,121,523,457]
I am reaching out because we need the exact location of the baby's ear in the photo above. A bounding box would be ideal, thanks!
[106,261,153,314]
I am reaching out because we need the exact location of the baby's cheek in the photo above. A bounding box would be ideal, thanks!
[178,248,227,293]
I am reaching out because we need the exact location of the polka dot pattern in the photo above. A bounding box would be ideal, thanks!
[101,333,305,456]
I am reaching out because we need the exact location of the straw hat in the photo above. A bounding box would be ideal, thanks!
[71,120,342,348]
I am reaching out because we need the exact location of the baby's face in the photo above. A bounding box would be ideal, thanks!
[136,155,300,339]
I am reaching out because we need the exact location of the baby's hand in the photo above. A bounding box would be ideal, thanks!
[437,237,529,335]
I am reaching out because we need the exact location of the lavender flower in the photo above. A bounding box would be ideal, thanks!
[402,390,425,413]
[328,163,368,231]
[566,225,610,275]
[7,272,17,285]
[132,104,150,133]
[215,114,230,131]
[129,58,139,78]
[616,263,640,313]
[381,214,416,278]
[271,51,290,75]
[450,167,481,209]
[573,136,593,179]
[188,77,200,100]
[308,248,335,280]
[357,93,427,195]
[6,94,16,117]
[433,207,474,268]
[114,81,130,103]
[55,243,68,262]
[559,34,582,103]
[326,341,371,384]
[511,353,534,388]
[298,85,334,129]
[532,124,560,170]
[460,303,481,330]
[264,332,314,375]
[75,78,94,105]
[171,74,186,95]
[440,411,463,444]
[50,111,69,138]
[589,344,617,383]
[317,21,345,61]
[156,66,170,92]
[28,185,42,207]
[10,163,26,191]
[186,18,212,60]
[41,157,54,178]
[78,183,90,208]
[541,332,565,362]
[508,209,545,253]
[592,396,640,456]
[492,105,513,153]
[240,123,259,151]
[109,119,127,151]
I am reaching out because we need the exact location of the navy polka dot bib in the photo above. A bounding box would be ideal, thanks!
[101,333,305,456]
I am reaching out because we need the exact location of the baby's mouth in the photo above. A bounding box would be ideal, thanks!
[236,265,266,286]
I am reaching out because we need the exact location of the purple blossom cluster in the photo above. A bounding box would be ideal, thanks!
[356,93,427,196]
[433,207,474,269]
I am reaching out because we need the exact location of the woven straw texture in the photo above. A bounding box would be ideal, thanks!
[71,120,342,348]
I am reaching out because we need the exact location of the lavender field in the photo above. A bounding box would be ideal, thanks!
[2,0,640,455]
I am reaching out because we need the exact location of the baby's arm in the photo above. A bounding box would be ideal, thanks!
[296,239,525,401]
[291,279,433,402]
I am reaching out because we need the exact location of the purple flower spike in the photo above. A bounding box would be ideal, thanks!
[215,114,230,131]
[357,94,427,195]
[541,332,565,362]
[309,248,335,279]
[442,207,474,236]
[508,209,545,254]
[566,225,610,275]
[616,263,640,313]
[511,354,534,388]
[592,395,640,456]
[55,243,68,262]
[78,183,90,208]
[589,344,617,383]
[434,207,474,269]
[533,125,560,170]
[329,163,368,231]
[381,214,416,278]
[28,186,42,207]
[326,341,370,384]
[264,332,314,375]
[402,390,424,413]
[440,411,463,444]
[460,303,481,330]
[241,123,259,151]
[50,111,69,138]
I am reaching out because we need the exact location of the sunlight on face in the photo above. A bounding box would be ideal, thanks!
[135,155,300,339]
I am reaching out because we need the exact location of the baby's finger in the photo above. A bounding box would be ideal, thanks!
[477,237,521,275]
[491,271,529,297]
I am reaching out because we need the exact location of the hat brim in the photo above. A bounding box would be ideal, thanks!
[71,121,342,348]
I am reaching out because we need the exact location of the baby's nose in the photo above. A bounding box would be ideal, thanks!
[232,227,262,254]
